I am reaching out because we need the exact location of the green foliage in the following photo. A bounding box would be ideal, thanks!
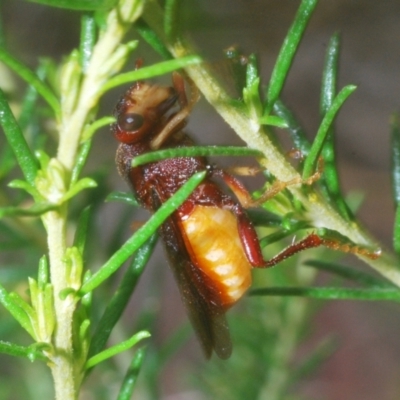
[131,146,262,167]
[116,346,147,400]
[88,234,157,362]
[0,89,39,185]
[25,0,118,11]
[0,0,398,399]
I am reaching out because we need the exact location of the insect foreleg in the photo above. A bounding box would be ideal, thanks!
[150,73,200,150]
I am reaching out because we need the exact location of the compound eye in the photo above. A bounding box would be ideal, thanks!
[118,113,144,132]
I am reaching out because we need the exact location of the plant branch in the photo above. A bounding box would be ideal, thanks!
[141,6,400,288]
[57,0,144,174]
[45,1,144,399]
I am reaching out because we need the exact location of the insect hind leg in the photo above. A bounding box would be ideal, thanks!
[257,230,380,268]
[210,163,379,269]
[260,233,323,268]
[211,165,321,209]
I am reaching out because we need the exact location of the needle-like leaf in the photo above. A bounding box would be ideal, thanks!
[80,171,206,293]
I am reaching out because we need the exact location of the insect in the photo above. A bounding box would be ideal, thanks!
[112,72,379,359]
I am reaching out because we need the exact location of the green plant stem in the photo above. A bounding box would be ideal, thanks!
[45,2,144,399]
[57,0,143,174]
[117,346,147,400]
[42,207,76,399]
[131,146,262,167]
[302,85,356,179]
[0,89,38,184]
[266,0,318,113]
[79,14,96,72]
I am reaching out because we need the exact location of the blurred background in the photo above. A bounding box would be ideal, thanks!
[1,0,400,399]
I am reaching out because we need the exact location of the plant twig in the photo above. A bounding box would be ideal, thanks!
[141,3,400,289]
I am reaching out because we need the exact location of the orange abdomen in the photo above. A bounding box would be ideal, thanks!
[181,205,252,307]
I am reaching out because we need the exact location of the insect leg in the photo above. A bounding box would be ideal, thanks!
[225,166,261,177]
[205,168,320,266]
[218,202,323,269]
[150,73,200,149]
[212,167,320,209]
[233,218,379,269]
[211,165,378,268]
[217,163,321,208]
[260,233,324,267]
[258,231,380,268]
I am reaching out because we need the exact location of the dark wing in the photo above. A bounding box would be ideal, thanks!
[157,200,232,359]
